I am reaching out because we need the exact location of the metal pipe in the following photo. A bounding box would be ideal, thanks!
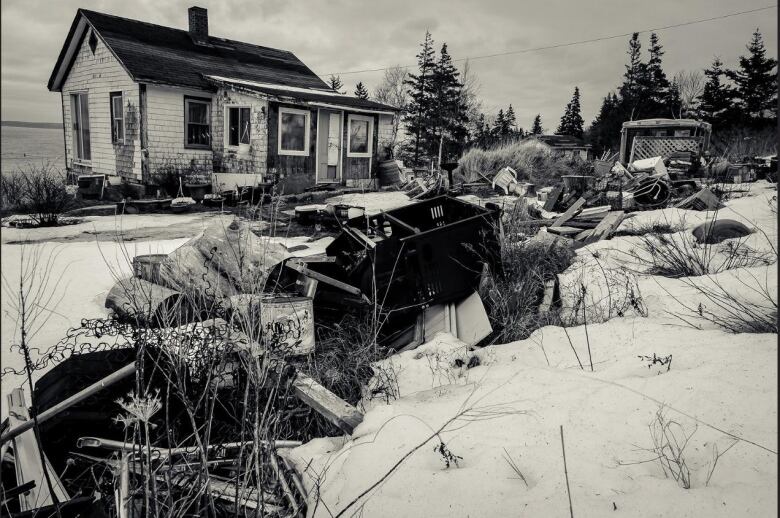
[0,363,137,445]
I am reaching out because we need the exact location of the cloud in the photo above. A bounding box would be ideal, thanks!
[0,0,776,125]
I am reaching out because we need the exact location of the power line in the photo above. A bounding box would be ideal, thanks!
[319,5,776,77]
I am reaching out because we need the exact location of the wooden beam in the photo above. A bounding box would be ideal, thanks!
[552,197,586,227]
[583,211,626,244]
[292,373,364,435]
[286,259,365,297]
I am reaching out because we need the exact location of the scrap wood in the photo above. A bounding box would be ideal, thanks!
[575,205,611,219]
[582,211,625,244]
[551,197,586,227]
[574,228,594,241]
[292,373,364,435]
[5,389,69,511]
[674,187,720,210]
[547,226,582,236]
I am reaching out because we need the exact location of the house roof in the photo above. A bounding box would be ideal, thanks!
[206,76,400,114]
[527,134,591,149]
[48,9,330,92]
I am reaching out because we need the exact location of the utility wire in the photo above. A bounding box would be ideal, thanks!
[319,5,776,76]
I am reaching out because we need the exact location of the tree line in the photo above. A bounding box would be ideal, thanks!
[327,28,777,165]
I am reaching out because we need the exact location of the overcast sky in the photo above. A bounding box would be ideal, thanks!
[1,0,776,129]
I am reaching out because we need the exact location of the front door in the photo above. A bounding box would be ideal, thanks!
[317,110,341,182]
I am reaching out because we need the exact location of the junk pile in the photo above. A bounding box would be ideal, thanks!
[1,195,501,517]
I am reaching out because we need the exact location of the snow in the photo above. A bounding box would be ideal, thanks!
[286,182,778,517]
[324,192,413,215]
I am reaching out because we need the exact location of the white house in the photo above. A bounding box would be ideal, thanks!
[48,7,399,194]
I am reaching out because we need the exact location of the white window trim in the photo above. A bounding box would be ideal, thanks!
[70,91,91,164]
[278,107,311,156]
[346,114,373,158]
[110,91,125,145]
[224,104,252,149]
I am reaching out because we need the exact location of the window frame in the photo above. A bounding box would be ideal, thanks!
[224,105,252,149]
[109,91,125,144]
[277,107,311,157]
[183,95,212,150]
[70,91,91,163]
[346,114,373,158]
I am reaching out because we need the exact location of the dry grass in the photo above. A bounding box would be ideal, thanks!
[479,210,575,344]
[458,139,593,187]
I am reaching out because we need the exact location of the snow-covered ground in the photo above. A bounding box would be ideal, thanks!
[286,182,778,517]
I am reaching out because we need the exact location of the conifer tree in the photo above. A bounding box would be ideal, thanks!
[430,43,468,158]
[328,75,344,94]
[493,109,506,137]
[698,57,735,126]
[531,114,543,135]
[505,105,518,135]
[404,31,437,163]
[727,29,778,121]
[557,87,584,138]
[354,81,369,100]
[646,33,670,113]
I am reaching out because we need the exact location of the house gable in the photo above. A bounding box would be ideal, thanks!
[60,23,140,180]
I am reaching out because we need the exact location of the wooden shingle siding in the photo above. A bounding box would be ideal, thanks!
[144,85,214,177]
[61,28,140,179]
[211,88,269,189]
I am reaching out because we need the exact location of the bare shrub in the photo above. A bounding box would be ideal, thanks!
[648,407,696,489]
[627,227,773,278]
[1,164,74,225]
[613,221,685,238]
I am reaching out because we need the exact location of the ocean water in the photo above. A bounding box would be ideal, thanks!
[1,125,66,175]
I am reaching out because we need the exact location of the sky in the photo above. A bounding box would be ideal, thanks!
[1,0,777,130]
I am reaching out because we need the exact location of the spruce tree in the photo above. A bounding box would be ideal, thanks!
[403,31,437,163]
[531,114,543,135]
[557,87,584,138]
[328,75,344,94]
[698,57,735,126]
[619,33,650,119]
[430,43,468,159]
[646,33,670,114]
[505,105,518,136]
[354,81,369,100]
[726,29,778,122]
[493,109,506,138]
[666,80,682,118]
[588,92,622,155]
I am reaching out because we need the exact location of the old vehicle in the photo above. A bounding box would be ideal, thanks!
[619,119,712,172]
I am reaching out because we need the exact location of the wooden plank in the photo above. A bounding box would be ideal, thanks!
[292,373,364,435]
[584,211,625,244]
[286,259,365,297]
[547,226,581,236]
[574,229,594,241]
[543,186,563,211]
[552,197,586,227]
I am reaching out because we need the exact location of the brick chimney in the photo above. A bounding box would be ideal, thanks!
[188,6,208,44]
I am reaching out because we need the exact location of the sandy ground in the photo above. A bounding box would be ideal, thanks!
[285,182,778,518]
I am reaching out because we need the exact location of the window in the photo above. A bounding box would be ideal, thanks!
[226,106,251,147]
[184,96,211,148]
[278,107,310,156]
[110,92,124,144]
[347,114,373,157]
[70,93,91,161]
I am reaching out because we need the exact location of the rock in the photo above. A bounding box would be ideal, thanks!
[692,218,752,244]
